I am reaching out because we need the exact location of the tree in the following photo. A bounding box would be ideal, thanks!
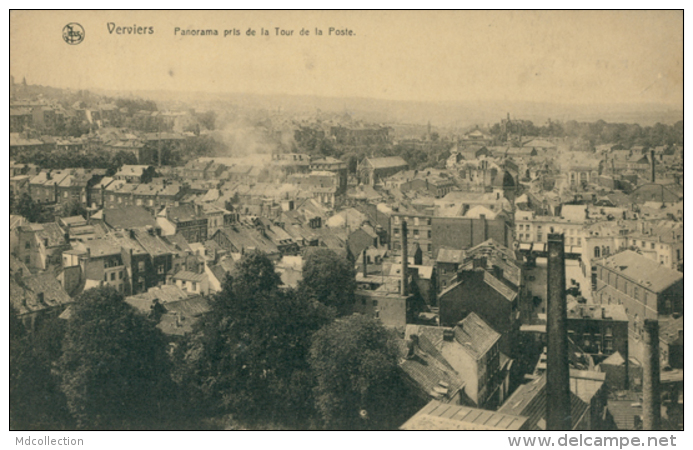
[309,314,403,430]
[58,287,174,429]
[12,193,42,222]
[299,249,356,316]
[10,306,72,430]
[175,251,333,427]
[56,199,86,218]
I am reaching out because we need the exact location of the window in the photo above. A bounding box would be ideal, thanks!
[138,261,145,271]
[427,244,432,252]
[651,242,655,250]
[414,217,419,226]
[111,272,116,281]
[605,326,613,337]
[577,238,581,245]
[158,265,165,275]
[413,229,419,237]
[634,287,639,300]
[104,273,108,281]
[361,298,366,306]
[25,241,31,249]
[192,282,197,291]
[25,255,31,264]
[428,230,432,238]
[119,270,123,280]
[677,249,681,260]
[372,300,378,307]
[594,247,600,258]
[394,228,399,236]
[604,339,613,352]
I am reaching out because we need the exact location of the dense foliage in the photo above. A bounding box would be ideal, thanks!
[298,249,357,316]
[57,287,174,429]
[309,314,410,430]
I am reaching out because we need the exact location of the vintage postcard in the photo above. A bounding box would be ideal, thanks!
[8,9,683,441]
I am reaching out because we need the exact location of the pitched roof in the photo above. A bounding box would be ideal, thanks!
[10,272,72,316]
[483,271,518,302]
[597,250,683,293]
[453,312,502,359]
[172,270,207,283]
[400,400,529,430]
[497,375,590,430]
[365,156,408,169]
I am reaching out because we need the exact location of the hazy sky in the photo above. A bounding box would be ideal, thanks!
[10,10,683,106]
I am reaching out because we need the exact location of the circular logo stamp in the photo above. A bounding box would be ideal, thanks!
[62,23,85,45]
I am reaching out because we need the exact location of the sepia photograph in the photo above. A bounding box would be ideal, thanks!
[7,9,684,439]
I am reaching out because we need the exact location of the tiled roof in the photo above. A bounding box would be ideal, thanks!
[36,222,67,247]
[453,312,501,359]
[10,272,72,316]
[398,334,467,403]
[172,270,207,283]
[132,228,175,256]
[483,271,517,302]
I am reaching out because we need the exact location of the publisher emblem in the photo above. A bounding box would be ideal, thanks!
[63,23,85,45]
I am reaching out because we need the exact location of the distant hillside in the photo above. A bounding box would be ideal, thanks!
[24,83,684,128]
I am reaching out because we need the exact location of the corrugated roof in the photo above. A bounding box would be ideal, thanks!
[400,400,528,430]
[497,374,593,430]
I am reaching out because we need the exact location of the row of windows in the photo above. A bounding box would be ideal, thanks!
[393,228,432,238]
[393,216,432,226]
[104,270,125,281]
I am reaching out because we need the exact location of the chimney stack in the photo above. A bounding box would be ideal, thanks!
[546,233,571,430]
[401,220,408,296]
[362,246,368,278]
[642,319,661,430]
[650,150,656,183]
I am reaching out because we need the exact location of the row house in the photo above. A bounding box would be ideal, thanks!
[594,250,683,363]
[55,170,105,207]
[103,180,186,211]
[158,203,209,243]
[183,159,224,180]
[28,169,72,204]
[113,164,155,183]
[514,207,587,248]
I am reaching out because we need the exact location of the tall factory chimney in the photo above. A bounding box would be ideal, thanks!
[401,220,408,296]
[650,150,656,183]
[362,246,368,278]
[546,233,571,430]
[642,319,661,430]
